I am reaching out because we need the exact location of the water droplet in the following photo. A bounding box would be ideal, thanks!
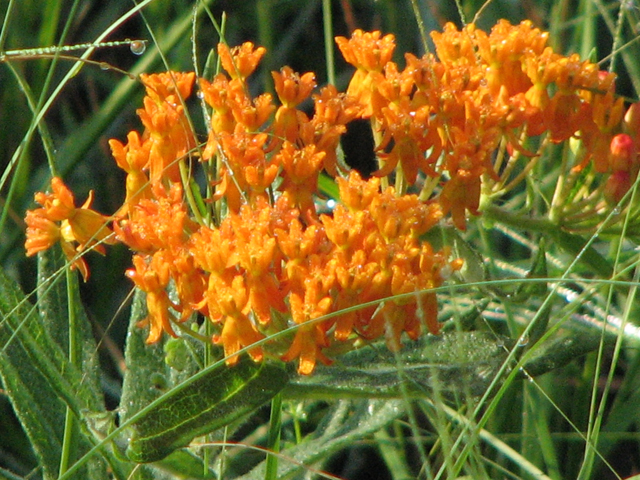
[612,206,621,215]
[130,40,146,56]
[517,334,529,347]
[196,90,205,100]
[99,62,110,71]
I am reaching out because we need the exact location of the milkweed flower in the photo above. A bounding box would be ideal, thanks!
[25,177,116,280]
[33,18,634,374]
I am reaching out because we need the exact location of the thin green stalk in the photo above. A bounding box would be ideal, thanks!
[577,0,596,60]
[58,267,82,476]
[256,0,275,93]
[0,0,16,52]
[440,198,625,478]
[322,0,335,85]
[265,393,283,480]
[374,428,413,480]
[608,0,626,74]
[521,384,542,478]
[453,0,468,25]
[441,402,553,480]
[409,0,429,54]
[577,183,640,479]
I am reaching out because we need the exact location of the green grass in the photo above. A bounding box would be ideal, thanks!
[2,0,640,479]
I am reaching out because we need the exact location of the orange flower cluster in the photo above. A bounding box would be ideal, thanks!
[104,41,460,375]
[335,21,629,228]
[25,20,638,373]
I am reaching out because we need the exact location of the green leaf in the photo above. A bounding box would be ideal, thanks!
[548,229,613,278]
[119,289,174,425]
[0,267,98,480]
[520,326,615,378]
[0,257,118,479]
[284,331,512,400]
[36,247,104,411]
[125,355,289,463]
[0,299,65,479]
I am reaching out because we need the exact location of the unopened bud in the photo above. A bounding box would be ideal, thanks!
[609,133,636,172]
[624,102,640,139]
[604,170,631,204]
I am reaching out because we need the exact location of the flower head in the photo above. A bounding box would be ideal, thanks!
[218,42,266,80]
[25,177,116,280]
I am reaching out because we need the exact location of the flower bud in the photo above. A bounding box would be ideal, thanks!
[604,170,631,205]
[609,133,636,173]
[624,102,640,140]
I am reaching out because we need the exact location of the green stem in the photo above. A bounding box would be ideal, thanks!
[59,267,81,475]
[322,0,335,86]
[483,205,559,233]
[265,392,283,480]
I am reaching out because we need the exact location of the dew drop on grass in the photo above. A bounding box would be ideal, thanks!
[130,40,146,56]
[99,62,110,71]
[196,90,205,100]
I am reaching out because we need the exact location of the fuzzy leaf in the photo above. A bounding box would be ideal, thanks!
[284,331,511,400]
[125,355,289,463]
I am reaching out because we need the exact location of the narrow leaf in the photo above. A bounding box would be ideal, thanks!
[125,356,289,463]
[284,331,511,400]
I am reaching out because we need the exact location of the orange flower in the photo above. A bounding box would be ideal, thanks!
[218,42,266,80]
[272,68,314,144]
[24,211,60,257]
[25,177,116,280]
[115,183,192,253]
[94,35,474,376]
[281,258,335,374]
[277,142,326,221]
[229,199,287,323]
[336,30,396,116]
[137,94,196,185]
[439,169,482,231]
[280,324,333,375]
[199,75,237,159]
[140,71,196,104]
[108,131,152,217]
[302,85,361,175]
[336,29,396,73]
[272,66,316,108]
[208,272,265,364]
[126,252,179,343]
[475,20,547,96]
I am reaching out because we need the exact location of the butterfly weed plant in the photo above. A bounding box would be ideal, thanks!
[3,0,640,479]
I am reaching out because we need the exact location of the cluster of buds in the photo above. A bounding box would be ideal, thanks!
[24,20,640,373]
